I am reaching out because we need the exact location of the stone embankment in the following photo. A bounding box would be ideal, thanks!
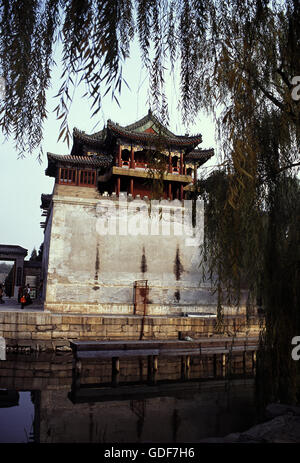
[200,404,300,443]
[0,311,263,352]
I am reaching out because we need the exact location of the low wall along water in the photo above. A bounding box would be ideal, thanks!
[0,311,262,352]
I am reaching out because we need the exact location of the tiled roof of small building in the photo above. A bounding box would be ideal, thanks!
[107,120,203,147]
[72,127,106,144]
[0,245,28,255]
[72,111,203,149]
[45,152,113,177]
[185,148,214,162]
[124,110,177,138]
[48,152,112,165]
[47,152,112,168]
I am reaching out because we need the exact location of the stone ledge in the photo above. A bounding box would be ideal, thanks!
[43,301,249,316]
[0,310,263,351]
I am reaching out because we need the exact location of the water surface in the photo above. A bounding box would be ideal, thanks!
[0,353,257,443]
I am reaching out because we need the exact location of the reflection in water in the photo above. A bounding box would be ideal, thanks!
[0,391,34,443]
[0,390,19,408]
[0,353,257,443]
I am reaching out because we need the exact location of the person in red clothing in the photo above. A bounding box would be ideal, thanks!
[20,287,26,309]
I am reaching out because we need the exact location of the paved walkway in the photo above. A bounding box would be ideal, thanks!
[0,296,44,312]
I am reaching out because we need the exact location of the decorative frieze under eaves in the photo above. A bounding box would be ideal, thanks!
[117,142,186,157]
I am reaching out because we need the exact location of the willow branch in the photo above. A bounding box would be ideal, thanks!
[277,161,300,173]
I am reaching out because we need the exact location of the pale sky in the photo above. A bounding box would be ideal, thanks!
[0,41,218,258]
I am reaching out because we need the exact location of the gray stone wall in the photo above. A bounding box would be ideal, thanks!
[0,311,262,351]
[43,185,245,315]
[42,206,53,301]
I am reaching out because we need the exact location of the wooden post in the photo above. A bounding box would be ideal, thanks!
[139,358,144,382]
[186,355,190,380]
[115,358,120,372]
[227,352,232,377]
[169,152,172,173]
[252,351,256,373]
[118,145,122,167]
[147,355,151,379]
[117,176,121,196]
[180,152,184,174]
[168,182,172,200]
[112,357,120,386]
[222,353,226,377]
[181,356,187,380]
[147,355,155,383]
[75,359,82,375]
[130,178,134,196]
[131,146,135,169]
[153,355,158,384]
[180,184,184,201]
[74,358,82,389]
[243,351,246,376]
[213,354,217,377]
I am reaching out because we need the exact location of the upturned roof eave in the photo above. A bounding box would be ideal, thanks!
[72,113,203,150]
[185,148,215,164]
[45,152,113,177]
[123,110,177,138]
[107,121,203,148]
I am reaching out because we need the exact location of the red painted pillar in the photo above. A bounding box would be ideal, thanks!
[180,184,184,200]
[130,178,134,195]
[169,152,172,173]
[168,182,172,200]
[180,152,184,174]
[118,145,122,167]
[131,146,135,169]
[116,176,121,195]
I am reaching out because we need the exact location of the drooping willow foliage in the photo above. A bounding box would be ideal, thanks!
[1,0,298,157]
[0,0,299,403]
[198,128,300,405]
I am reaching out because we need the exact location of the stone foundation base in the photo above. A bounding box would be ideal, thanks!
[43,302,249,316]
[0,310,263,352]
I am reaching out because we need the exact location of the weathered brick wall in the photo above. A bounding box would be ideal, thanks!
[42,185,250,315]
[0,311,263,351]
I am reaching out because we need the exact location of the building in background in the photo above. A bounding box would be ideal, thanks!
[40,111,226,316]
[23,261,42,299]
[0,245,42,299]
